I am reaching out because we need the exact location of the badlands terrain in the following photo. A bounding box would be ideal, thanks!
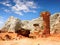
[0,13,60,45]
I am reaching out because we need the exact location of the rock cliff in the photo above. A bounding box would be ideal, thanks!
[1,13,60,33]
[2,16,22,32]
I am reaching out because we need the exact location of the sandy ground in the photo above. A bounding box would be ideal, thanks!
[0,36,60,45]
[0,34,60,45]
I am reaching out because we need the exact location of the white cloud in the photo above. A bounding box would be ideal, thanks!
[4,9,10,12]
[11,0,37,15]
[2,3,11,6]
[0,0,38,16]
[26,1,37,8]
[0,0,11,7]
[12,4,29,11]
[15,11,23,15]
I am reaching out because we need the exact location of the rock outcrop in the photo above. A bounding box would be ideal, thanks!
[50,13,60,34]
[2,16,22,32]
[22,13,60,34]
[1,13,60,34]
[41,11,50,35]
[22,17,43,31]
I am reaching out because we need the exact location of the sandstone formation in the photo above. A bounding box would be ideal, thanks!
[51,13,60,34]
[0,32,26,40]
[41,11,50,35]
[1,13,60,34]
[0,12,60,41]
[22,17,43,33]
[2,16,22,32]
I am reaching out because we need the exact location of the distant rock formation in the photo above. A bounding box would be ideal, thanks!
[22,17,43,32]
[22,13,60,34]
[2,16,22,32]
[1,13,60,34]
[50,13,60,34]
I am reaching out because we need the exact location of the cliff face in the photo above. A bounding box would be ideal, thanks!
[22,17,43,31]
[22,13,60,33]
[2,16,22,32]
[1,13,60,33]
[50,13,60,33]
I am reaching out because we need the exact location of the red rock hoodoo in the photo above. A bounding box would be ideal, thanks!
[41,11,50,35]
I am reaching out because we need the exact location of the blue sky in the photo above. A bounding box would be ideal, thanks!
[0,0,60,28]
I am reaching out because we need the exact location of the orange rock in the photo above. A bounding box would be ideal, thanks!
[41,11,50,35]
[0,32,17,40]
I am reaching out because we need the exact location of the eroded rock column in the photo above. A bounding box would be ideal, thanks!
[41,11,50,35]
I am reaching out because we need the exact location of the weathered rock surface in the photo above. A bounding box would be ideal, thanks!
[22,13,60,34]
[50,13,60,34]
[1,13,60,34]
[2,16,22,32]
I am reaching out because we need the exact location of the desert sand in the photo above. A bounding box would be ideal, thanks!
[0,34,60,45]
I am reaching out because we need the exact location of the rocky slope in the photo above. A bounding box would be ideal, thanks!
[2,16,22,32]
[22,13,60,33]
[1,13,60,33]
[22,17,43,31]
[50,13,60,33]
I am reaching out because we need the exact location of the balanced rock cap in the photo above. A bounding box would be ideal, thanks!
[40,11,50,17]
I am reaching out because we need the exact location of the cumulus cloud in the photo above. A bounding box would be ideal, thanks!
[11,0,37,15]
[12,0,37,12]
[15,11,23,15]
[0,0,11,7]
[0,0,38,15]
[2,3,11,6]
[4,9,10,12]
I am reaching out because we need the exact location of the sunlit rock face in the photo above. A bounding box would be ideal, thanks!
[2,16,22,32]
[50,13,60,30]
[22,17,43,32]
[50,13,60,34]
[1,13,60,34]
[22,13,60,34]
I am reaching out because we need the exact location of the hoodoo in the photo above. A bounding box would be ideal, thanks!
[41,11,50,35]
